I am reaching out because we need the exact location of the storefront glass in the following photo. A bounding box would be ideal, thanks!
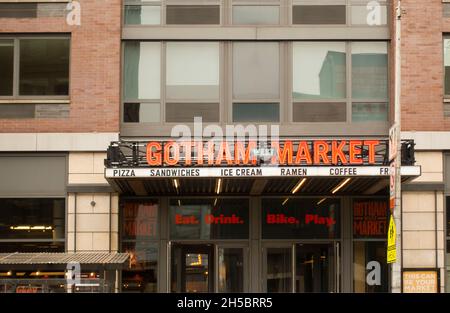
[262,198,340,239]
[121,199,159,292]
[169,198,249,240]
[352,199,389,292]
[0,198,65,252]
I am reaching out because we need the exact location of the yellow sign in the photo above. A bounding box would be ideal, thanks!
[403,271,439,293]
[387,214,396,263]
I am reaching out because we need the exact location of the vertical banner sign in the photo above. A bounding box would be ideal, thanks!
[389,160,396,212]
[387,214,397,263]
[389,124,399,212]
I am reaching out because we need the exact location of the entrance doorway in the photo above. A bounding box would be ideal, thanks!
[170,243,247,293]
[264,243,340,292]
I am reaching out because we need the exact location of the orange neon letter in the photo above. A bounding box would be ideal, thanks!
[295,141,312,165]
[271,140,294,165]
[164,141,179,166]
[216,142,233,165]
[349,140,363,164]
[146,142,162,166]
[234,141,257,165]
[332,140,348,165]
[314,141,330,164]
[364,140,379,164]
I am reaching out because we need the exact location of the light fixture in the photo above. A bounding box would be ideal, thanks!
[10,226,52,231]
[178,199,181,207]
[317,198,327,205]
[7,271,12,276]
[173,179,179,190]
[216,178,222,194]
[282,198,289,206]
[291,178,307,194]
[213,198,218,206]
[331,178,351,194]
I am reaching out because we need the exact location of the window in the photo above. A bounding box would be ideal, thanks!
[292,42,346,122]
[166,42,220,122]
[233,42,280,122]
[19,39,70,96]
[232,5,279,25]
[351,4,387,26]
[292,3,346,25]
[0,38,70,98]
[261,198,341,239]
[123,41,161,123]
[169,198,249,240]
[0,198,65,252]
[444,38,450,96]
[121,199,159,293]
[0,3,37,18]
[292,41,388,123]
[124,0,161,25]
[166,4,220,25]
[0,40,14,96]
[351,42,388,122]
[352,199,389,292]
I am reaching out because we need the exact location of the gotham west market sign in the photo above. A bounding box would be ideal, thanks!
[105,140,421,179]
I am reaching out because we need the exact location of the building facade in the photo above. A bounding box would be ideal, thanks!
[0,0,447,293]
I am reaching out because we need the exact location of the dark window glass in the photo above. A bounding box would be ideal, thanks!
[353,199,389,239]
[266,248,292,292]
[0,40,14,96]
[166,103,219,123]
[122,241,158,293]
[166,5,220,25]
[292,5,346,25]
[19,39,70,96]
[124,5,160,25]
[446,196,450,237]
[0,104,35,119]
[170,198,249,240]
[0,3,37,18]
[262,198,340,239]
[124,103,160,123]
[121,200,159,240]
[0,242,64,253]
[233,103,280,123]
[218,248,244,292]
[353,241,389,292]
[0,198,65,240]
[352,102,388,122]
[293,103,346,122]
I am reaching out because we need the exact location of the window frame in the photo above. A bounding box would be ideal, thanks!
[0,35,71,101]
[231,0,281,26]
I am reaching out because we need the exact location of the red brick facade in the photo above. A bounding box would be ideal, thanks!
[0,0,121,133]
[400,0,450,131]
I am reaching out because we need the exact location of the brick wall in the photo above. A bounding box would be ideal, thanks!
[399,0,450,131]
[0,0,121,133]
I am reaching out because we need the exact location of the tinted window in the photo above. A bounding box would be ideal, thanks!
[293,5,346,24]
[166,5,220,25]
[233,6,279,25]
[170,198,249,240]
[262,198,341,239]
[293,102,346,122]
[0,198,65,240]
[233,103,279,123]
[19,39,70,96]
[0,40,14,96]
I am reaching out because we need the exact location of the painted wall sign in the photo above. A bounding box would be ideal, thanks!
[403,270,439,293]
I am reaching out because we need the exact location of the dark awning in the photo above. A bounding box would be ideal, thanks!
[0,252,130,271]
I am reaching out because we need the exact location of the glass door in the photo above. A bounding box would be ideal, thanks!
[171,244,214,293]
[217,246,247,292]
[264,242,340,293]
[295,243,338,293]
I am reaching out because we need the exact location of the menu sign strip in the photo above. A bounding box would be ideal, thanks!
[106,166,421,179]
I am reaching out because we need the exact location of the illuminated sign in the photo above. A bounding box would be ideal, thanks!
[145,140,381,166]
[353,200,388,238]
[122,202,158,239]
